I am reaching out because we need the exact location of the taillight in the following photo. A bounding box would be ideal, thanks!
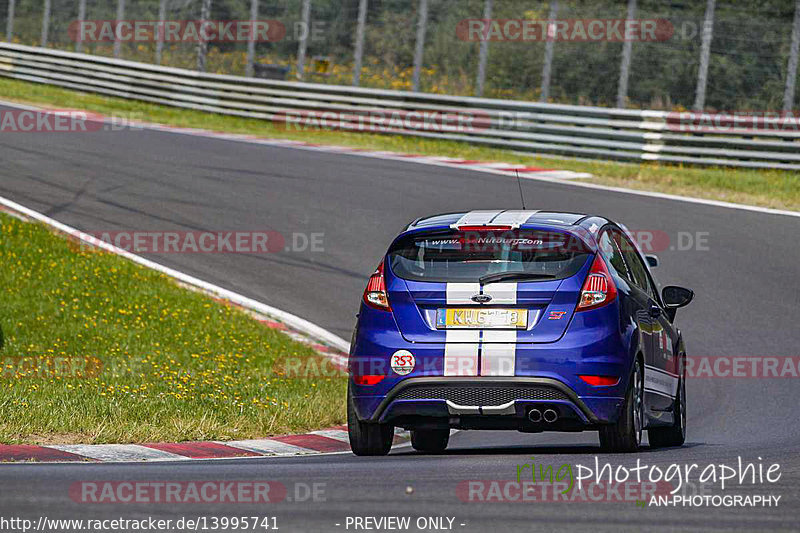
[363,260,391,311]
[579,375,621,386]
[354,374,386,386]
[576,254,617,311]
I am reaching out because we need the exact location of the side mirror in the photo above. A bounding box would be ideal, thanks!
[645,254,659,268]
[662,286,694,308]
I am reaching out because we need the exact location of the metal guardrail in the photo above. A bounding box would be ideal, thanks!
[1,42,798,170]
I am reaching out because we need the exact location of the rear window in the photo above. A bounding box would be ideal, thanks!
[388,230,591,283]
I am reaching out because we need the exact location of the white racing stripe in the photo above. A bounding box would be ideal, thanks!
[446,282,481,305]
[450,210,504,228]
[444,282,519,377]
[482,282,517,304]
[444,329,480,376]
[481,330,517,376]
[489,210,539,227]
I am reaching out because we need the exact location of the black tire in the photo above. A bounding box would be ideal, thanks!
[648,376,686,448]
[599,358,644,453]
[410,428,450,453]
[347,384,394,456]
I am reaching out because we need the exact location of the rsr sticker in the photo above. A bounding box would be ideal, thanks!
[391,350,416,376]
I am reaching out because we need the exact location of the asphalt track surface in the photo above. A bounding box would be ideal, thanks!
[1,104,799,532]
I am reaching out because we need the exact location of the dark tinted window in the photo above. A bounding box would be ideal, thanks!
[598,230,630,281]
[388,230,591,283]
[614,231,655,297]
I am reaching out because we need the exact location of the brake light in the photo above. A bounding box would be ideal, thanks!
[363,260,391,310]
[576,254,617,311]
[579,375,621,386]
[354,374,386,386]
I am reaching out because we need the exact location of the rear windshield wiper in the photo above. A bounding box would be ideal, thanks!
[479,272,557,285]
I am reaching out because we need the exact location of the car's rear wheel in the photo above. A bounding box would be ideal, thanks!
[410,428,449,453]
[648,375,686,448]
[599,358,644,453]
[347,384,394,456]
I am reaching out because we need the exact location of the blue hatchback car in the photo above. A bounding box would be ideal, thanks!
[347,210,694,455]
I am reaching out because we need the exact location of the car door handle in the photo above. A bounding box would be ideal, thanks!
[648,304,662,318]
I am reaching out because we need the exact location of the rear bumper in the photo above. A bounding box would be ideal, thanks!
[356,376,623,429]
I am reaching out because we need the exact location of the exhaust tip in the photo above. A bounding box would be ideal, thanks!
[543,409,558,423]
[528,409,542,423]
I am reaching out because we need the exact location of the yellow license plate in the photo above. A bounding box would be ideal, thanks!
[437,308,528,329]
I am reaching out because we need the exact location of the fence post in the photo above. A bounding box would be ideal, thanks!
[155,0,167,64]
[539,0,558,102]
[296,0,311,80]
[5,0,15,42]
[352,0,368,86]
[196,0,212,72]
[246,0,259,77]
[113,0,126,58]
[75,0,87,52]
[41,0,51,47]
[412,0,428,92]
[693,0,715,111]
[783,0,800,112]
[475,0,492,97]
[616,0,636,108]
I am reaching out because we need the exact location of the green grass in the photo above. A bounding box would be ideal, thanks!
[0,212,346,445]
[1,77,798,211]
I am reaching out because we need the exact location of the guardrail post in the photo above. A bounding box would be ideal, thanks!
[197,0,212,72]
[616,0,636,108]
[5,0,15,42]
[784,0,800,112]
[113,0,126,58]
[693,0,715,111]
[475,0,492,97]
[246,0,259,77]
[412,0,429,92]
[41,0,51,47]
[296,0,311,80]
[539,0,558,102]
[155,0,167,64]
[352,0,368,86]
[76,0,87,53]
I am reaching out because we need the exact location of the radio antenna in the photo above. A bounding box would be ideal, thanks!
[515,169,527,210]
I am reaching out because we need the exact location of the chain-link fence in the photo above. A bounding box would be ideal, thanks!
[1,0,799,111]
